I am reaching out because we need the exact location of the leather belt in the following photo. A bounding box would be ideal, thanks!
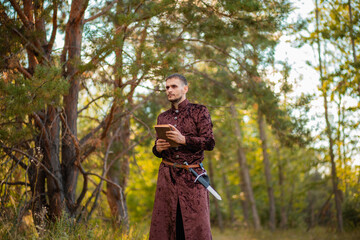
[162,160,200,170]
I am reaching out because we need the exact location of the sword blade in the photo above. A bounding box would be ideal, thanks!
[206,185,222,200]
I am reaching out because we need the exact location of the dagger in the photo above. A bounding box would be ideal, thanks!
[184,161,222,200]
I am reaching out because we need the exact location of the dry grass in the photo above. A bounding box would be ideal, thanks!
[1,211,359,240]
[212,227,360,240]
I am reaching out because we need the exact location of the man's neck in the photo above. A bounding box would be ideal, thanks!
[172,97,186,109]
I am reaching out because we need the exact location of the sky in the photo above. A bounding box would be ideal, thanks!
[274,0,318,95]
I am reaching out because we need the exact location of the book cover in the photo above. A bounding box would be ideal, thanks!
[154,124,180,147]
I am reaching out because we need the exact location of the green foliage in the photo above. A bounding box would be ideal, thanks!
[343,197,360,230]
[127,145,158,223]
[0,65,68,144]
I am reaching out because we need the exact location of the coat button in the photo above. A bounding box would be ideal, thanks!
[174,116,177,120]
[175,110,179,113]
[174,124,177,127]
[175,147,179,150]
[176,155,179,158]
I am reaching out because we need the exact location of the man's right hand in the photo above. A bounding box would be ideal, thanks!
[156,139,171,153]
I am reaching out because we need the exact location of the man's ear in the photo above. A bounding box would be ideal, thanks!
[184,85,189,94]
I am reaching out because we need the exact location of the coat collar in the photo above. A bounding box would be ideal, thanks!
[171,99,189,111]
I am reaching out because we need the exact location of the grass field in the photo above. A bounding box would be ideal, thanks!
[1,213,359,240]
[212,227,360,240]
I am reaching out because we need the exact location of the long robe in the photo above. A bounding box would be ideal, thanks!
[149,99,215,240]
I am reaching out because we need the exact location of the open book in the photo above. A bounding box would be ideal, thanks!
[154,124,180,147]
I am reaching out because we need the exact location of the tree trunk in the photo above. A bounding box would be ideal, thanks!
[315,0,344,232]
[237,149,250,226]
[105,0,130,228]
[347,0,359,94]
[219,156,235,224]
[276,147,287,229]
[257,109,276,231]
[230,105,261,230]
[6,0,89,224]
[61,0,88,216]
[43,106,64,219]
[287,181,295,228]
[28,161,46,227]
[208,156,224,232]
[348,0,357,64]
[106,115,130,228]
[306,191,316,231]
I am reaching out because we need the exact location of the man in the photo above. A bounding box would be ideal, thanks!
[149,73,215,240]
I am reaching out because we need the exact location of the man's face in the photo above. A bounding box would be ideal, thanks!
[165,77,188,104]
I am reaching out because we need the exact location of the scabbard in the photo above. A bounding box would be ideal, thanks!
[184,161,222,200]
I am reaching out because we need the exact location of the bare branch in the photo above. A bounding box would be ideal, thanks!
[3,181,30,186]
[84,0,117,23]
[84,125,122,221]
[77,94,107,114]
[15,63,33,79]
[68,0,90,24]
[79,120,105,147]
[48,0,58,52]
[10,26,50,65]
[0,150,28,202]
[2,147,28,170]
[79,89,156,158]
[78,0,90,23]
[60,112,89,211]
[74,161,88,209]
[31,113,51,150]
[0,157,13,167]
[86,168,122,189]
[82,81,106,112]
[1,145,62,191]
[9,0,32,29]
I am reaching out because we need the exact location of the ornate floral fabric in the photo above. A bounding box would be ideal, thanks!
[149,99,215,240]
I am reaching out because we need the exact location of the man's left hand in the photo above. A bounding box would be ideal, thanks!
[166,124,186,145]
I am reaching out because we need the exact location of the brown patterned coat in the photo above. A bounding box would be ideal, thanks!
[149,99,215,240]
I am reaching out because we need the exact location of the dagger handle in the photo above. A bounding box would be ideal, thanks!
[184,162,210,188]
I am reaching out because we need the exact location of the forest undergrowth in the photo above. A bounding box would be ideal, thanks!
[1,210,359,240]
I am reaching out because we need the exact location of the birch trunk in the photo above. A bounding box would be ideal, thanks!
[257,109,276,231]
[230,105,261,230]
[277,147,287,229]
[315,0,343,232]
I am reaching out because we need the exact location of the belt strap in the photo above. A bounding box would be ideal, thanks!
[162,160,200,170]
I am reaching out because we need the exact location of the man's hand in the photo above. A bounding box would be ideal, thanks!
[166,124,186,145]
[156,139,171,153]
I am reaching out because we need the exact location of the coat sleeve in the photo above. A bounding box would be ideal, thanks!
[152,144,162,158]
[185,106,215,152]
